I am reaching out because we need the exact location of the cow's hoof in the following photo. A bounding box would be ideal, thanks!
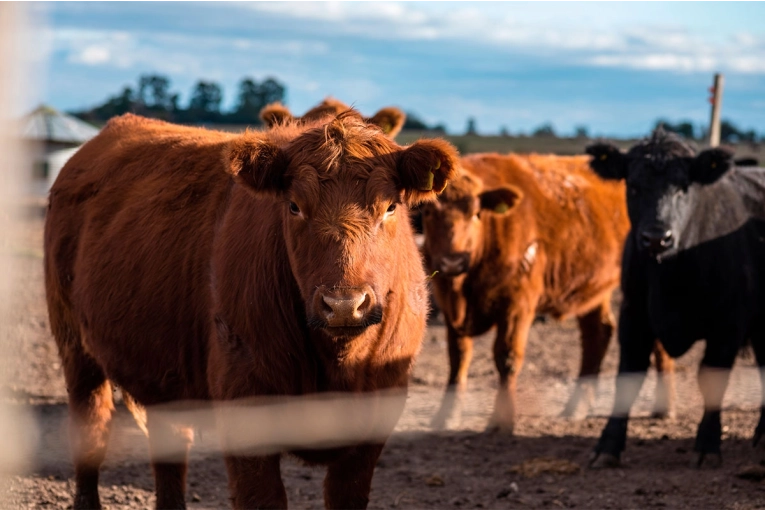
[692,452,722,469]
[430,409,463,431]
[485,421,515,436]
[753,427,764,448]
[588,451,620,469]
[430,413,447,430]
[559,403,578,419]
[74,491,102,510]
[650,408,676,420]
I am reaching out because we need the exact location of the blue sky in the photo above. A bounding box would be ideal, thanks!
[26,1,765,137]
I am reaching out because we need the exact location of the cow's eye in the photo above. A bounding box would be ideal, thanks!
[384,204,397,218]
[289,202,301,215]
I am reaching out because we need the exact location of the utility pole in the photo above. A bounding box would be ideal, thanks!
[708,73,724,147]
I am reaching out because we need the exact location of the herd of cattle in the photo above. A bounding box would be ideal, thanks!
[42,97,765,508]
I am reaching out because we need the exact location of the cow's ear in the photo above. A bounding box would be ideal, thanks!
[478,186,523,215]
[367,107,406,138]
[690,147,733,185]
[225,137,290,196]
[260,102,293,128]
[398,138,459,206]
[586,142,627,180]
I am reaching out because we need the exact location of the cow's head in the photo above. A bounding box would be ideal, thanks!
[587,128,734,259]
[419,169,522,276]
[225,110,458,338]
[260,98,407,138]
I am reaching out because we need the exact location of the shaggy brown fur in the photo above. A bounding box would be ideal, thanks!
[421,153,675,432]
[260,97,407,138]
[44,111,459,509]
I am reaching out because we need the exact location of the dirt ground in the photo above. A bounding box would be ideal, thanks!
[3,212,765,509]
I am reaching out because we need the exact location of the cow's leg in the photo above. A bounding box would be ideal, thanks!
[562,298,615,417]
[590,298,653,468]
[693,340,736,468]
[751,338,765,447]
[487,306,535,434]
[324,443,385,509]
[651,340,676,419]
[431,324,473,429]
[61,342,114,510]
[146,411,194,509]
[225,455,287,509]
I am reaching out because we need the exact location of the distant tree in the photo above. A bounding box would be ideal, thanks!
[187,80,223,122]
[137,74,175,113]
[259,77,286,107]
[719,119,759,143]
[466,117,477,135]
[655,119,695,139]
[71,86,136,123]
[499,126,509,137]
[741,129,757,143]
[403,112,430,130]
[232,78,261,123]
[574,125,589,139]
[230,76,286,124]
[431,123,447,134]
[532,123,556,138]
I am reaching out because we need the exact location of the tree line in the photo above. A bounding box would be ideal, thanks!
[72,74,287,126]
[70,73,762,142]
[656,118,761,144]
[71,73,447,132]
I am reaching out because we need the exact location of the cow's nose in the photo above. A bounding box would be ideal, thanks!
[640,227,674,254]
[438,254,467,276]
[318,286,375,327]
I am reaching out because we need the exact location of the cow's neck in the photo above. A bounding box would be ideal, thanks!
[437,274,469,328]
[674,180,749,253]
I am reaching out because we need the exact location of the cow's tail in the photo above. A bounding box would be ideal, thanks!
[122,391,148,436]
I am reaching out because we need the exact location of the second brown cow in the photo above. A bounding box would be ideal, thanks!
[421,152,675,432]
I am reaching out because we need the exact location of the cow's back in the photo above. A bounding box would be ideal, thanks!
[45,114,238,404]
[461,153,628,319]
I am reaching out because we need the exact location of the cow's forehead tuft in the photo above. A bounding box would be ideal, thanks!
[439,170,482,203]
[284,114,398,175]
[627,130,696,163]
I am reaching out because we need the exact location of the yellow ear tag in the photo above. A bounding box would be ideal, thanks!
[419,170,435,191]
[494,202,509,213]
[600,154,607,160]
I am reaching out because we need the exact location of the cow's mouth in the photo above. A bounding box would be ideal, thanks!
[437,267,467,277]
[307,307,383,338]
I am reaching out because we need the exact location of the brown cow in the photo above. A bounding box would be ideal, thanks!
[421,153,675,432]
[260,97,407,139]
[44,110,458,509]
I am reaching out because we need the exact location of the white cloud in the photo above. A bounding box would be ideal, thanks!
[72,45,111,65]
[240,3,765,75]
[53,27,329,77]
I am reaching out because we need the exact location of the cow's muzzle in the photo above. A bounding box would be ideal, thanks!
[311,285,382,336]
[639,225,674,256]
[437,253,469,277]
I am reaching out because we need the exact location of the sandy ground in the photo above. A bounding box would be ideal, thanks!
[3,213,765,509]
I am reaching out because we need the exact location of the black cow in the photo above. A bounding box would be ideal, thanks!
[586,129,765,468]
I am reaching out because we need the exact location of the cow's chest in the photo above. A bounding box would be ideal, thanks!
[459,274,511,336]
[644,255,752,356]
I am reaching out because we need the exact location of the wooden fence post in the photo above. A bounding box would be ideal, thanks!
[708,73,724,147]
